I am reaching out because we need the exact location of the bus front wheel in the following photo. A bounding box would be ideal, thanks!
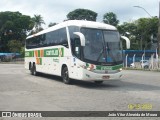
[62,67,71,84]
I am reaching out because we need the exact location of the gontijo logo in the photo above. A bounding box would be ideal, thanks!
[25,48,64,65]
[44,48,64,57]
[25,48,64,57]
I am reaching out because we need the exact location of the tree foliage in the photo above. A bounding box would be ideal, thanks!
[32,14,45,33]
[118,22,138,49]
[0,10,158,53]
[118,17,158,50]
[0,11,34,52]
[103,12,119,26]
[48,22,57,27]
[67,8,97,21]
[7,40,22,53]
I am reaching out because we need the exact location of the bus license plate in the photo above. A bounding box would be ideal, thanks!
[102,76,110,79]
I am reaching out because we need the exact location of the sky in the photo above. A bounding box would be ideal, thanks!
[0,0,159,28]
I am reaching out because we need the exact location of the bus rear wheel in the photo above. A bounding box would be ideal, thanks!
[62,67,71,84]
[30,64,37,76]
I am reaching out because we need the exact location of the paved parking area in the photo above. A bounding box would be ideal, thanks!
[0,64,160,120]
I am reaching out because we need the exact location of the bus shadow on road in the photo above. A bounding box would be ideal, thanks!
[36,73,119,88]
[36,72,63,82]
[36,73,160,91]
[70,79,160,91]
[71,80,120,89]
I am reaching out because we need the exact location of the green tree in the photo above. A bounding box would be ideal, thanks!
[7,40,22,53]
[67,8,97,21]
[48,22,57,27]
[103,12,119,26]
[0,11,34,52]
[118,17,158,50]
[118,22,138,50]
[32,14,45,32]
[20,47,25,57]
[135,17,158,49]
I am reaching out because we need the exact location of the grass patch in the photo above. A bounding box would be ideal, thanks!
[123,67,160,72]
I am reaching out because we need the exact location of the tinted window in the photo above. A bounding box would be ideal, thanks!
[26,28,68,49]
[68,26,80,42]
[68,26,80,58]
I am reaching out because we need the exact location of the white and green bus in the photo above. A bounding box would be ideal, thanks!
[25,20,130,84]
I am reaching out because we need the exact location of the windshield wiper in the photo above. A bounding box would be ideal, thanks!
[96,48,105,62]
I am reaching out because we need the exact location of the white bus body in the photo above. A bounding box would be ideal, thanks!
[25,20,129,84]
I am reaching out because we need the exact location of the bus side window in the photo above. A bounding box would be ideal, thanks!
[58,28,68,48]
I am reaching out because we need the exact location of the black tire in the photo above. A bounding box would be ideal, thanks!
[62,67,71,84]
[30,63,33,75]
[144,65,149,69]
[30,64,37,76]
[94,81,103,84]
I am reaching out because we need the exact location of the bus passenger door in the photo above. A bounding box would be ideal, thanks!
[70,38,81,78]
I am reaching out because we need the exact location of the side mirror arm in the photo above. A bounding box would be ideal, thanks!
[73,32,85,46]
[121,36,130,49]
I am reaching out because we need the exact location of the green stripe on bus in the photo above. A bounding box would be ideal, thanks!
[38,50,40,57]
[112,64,123,70]
[85,63,123,70]
[39,58,42,65]
[25,51,34,57]
[60,48,64,57]
[86,63,89,67]
[96,64,123,70]
[25,48,64,57]
[96,65,112,70]
[44,48,64,57]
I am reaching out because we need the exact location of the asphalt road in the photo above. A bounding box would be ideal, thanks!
[0,64,160,120]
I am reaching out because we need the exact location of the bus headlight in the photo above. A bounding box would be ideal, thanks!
[87,64,95,71]
[87,67,94,71]
[118,68,122,72]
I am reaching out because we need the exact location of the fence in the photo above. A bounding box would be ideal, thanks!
[124,53,160,70]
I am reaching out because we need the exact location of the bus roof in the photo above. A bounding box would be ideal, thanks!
[27,20,117,39]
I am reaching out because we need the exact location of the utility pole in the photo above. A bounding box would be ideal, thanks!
[133,6,152,50]
[158,1,160,56]
[133,6,152,17]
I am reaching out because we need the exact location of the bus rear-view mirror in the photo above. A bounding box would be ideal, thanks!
[73,32,85,46]
[121,36,130,49]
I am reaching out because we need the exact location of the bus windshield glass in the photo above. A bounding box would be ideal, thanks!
[81,28,122,65]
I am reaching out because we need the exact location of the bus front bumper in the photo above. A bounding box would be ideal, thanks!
[82,69,123,81]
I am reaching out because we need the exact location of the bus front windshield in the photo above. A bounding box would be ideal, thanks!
[81,28,122,65]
